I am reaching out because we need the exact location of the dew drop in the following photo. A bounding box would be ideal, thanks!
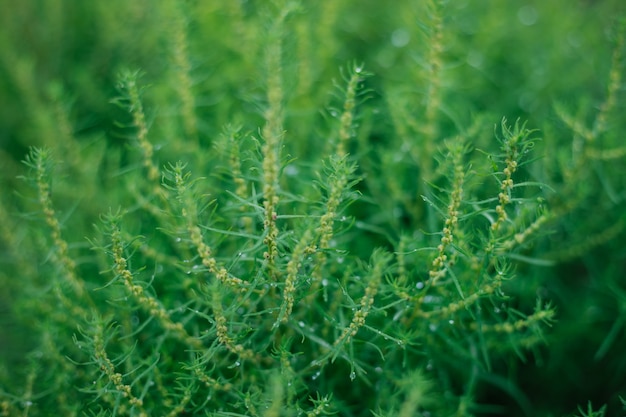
[285,164,299,176]
[349,371,356,381]
[517,5,538,26]
[391,28,410,48]
[449,319,455,325]
[429,323,438,332]
[321,279,329,287]
[175,237,182,242]
[423,295,440,304]
[298,321,305,328]
[311,371,321,380]
[467,49,484,68]
[392,310,403,322]
[416,281,424,290]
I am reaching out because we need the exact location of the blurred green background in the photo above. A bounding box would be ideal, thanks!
[1,1,625,416]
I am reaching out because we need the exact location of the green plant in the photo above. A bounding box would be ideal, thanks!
[1,1,625,416]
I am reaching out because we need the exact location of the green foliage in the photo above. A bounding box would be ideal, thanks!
[1,1,625,416]
[572,402,608,417]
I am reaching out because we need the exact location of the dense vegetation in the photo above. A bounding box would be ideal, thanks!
[1,1,625,416]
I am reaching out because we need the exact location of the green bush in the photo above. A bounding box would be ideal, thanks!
[1,1,625,416]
